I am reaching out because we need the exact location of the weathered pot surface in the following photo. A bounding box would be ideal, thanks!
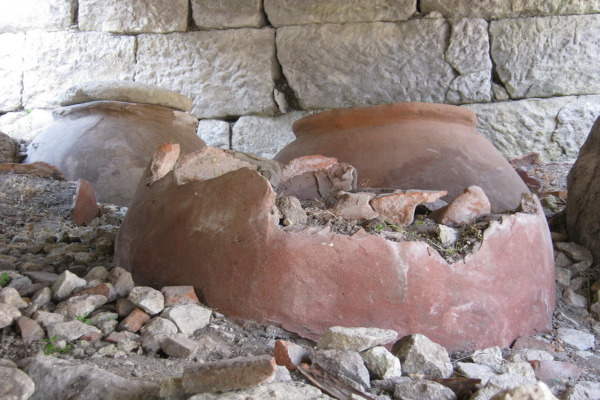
[274,102,529,213]
[25,101,205,205]
[115,149,555,352]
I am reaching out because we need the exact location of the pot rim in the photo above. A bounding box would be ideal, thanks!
[292,102,478,136]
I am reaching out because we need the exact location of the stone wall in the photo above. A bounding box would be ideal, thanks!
[1,0,600,161]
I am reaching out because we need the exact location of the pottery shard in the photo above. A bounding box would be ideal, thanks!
[280,155,339,182]
[71,179,100,226]
[490,15,600,99]
[568,116,600,262]
[276,19,456,110]
[182,355,277,394]
[264,0,415,27]
[422,0,600,19]
[0,162,66,181]
[59,81,193,111]
[274,340,310,371]
[331,191,379,220]
[161,286,200,307]
[22,31,136,109]
[191,0,264,29]
[145,142,181,186]
[79,0,188,34]
[430,186,491,225]
[370,190,447,227]
[135,29,278,119]
[174,146,257,186]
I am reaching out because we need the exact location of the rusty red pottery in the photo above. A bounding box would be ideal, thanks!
[274,102,529,212]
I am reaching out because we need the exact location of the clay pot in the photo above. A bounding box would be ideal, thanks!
[25,101,205,205]
[274,102,529,212]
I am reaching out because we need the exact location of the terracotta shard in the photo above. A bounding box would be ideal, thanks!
[330,191,379,220]
[174,146,257,185]
[430,185,491,226]
[146,142,180,186]
[280,155,339,182]
[370,190,447,226]
[274,340,310,371]
[71,178,100,226]
[0,161,66,180]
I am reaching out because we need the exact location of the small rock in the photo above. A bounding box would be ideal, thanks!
[555,267,572,287]
[530,360,582,386]
[437,225,457,247]
[0,287,28,309]
[32,311,66,330]
[317,326,398,352]
[84,266,110,283]
[161,303,212,336]
[554,242,593,264]
[47,320,102,342]
[161,333,199,359]
[393,378,457,400]
[161,286,200,306]
[554,252,573,269]
[54,294,107,319]
[117,308,151,333]
[0,365,35,400]
[471,374,537,400]
[562,381,600,400]
[489,381,557,400]
[456,362,498,385]
[72,283,117,302]
[511,336,554,353]
[128,286,164,315]
[104,330,139,345]
[22,271,59,285]
[430,185,491,225]
[310,349,371,391]
[95,237,115,257]
[330,191,379,220]
[556,328,595,351]
[570,276,587,292]
[51,270,86,302]
[391,334,453,379]
[274,340,310,371]
[361,346,402,379]
[370,190,447,227]
[503,362,536,381]
[115,297,137,317]
[506,350,554,363]
[97,319,118,336]
[141,317,178,353]
[472,346,503,372]
[108,267,134,298]
[276,195,308,225]
[31,287,52,308]
[182,355,277,394]
[16,316,45,342]
[563,289,588,308]
[187,381,329,400]
[0,303,21,328]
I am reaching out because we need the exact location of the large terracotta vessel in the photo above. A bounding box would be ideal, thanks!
[275,102,528,212]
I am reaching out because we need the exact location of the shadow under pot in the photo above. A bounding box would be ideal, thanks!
[274,102,529,213]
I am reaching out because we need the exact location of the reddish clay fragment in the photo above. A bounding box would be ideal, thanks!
[430,186,491,225]
[0,161,66,180]
[274,340,310,371]
[370,190,447,226]
[146,142,180,186]
[71,179,100,226]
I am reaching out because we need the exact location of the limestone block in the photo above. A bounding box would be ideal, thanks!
[136,29,278,119]
[422,0,600,19]
[191,0,265,29]
[232,111,308,159]
[0,0,73,32]
[22,31,135,108]
[490,15,600,99]
[197,120,230,149]
[79,0,187,33]
[276,20,456,110]
[0,33,25,112]
[264,0,416,27]
[464,95,600,161]
[446,18,492,104]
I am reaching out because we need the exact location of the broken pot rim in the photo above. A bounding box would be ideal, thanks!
[291,102,478,137]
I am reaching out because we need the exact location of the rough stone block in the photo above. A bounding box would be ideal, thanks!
[51,270,87,302]
[197,120,230,150]
[0,365,35,400]
[361,346,402,379]
[0,303,21,328]
[161,304,212,336]
[161,286,200,307]
[276,20,457,110]
[127,286,164,315]
[422,0,600,19]
[16,316,45,342]
[310,349,371,391]
[47,320,101,341]
[79,0,187,33]
[182,355,277,394]
[464,95,600,161]
[490,15,600,99]
[54,294,107,319]
[446,18,492,104]
[231,112,307,159]
[0,33,25,112]
[393,378,457,400]
[264,0,416,27]
[136,29,278,119]
[0,0,73,32]
[191,0,264,29]
[317,326,398,352]
[22,31,135,109]
[161,333,199,359]
[392,334,453,379]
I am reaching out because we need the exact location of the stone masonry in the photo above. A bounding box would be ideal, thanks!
[0,0,599,162]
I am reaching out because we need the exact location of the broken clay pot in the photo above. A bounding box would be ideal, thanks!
[25,101,205,205]
[274,102,529,213]
[115,150,554,352]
